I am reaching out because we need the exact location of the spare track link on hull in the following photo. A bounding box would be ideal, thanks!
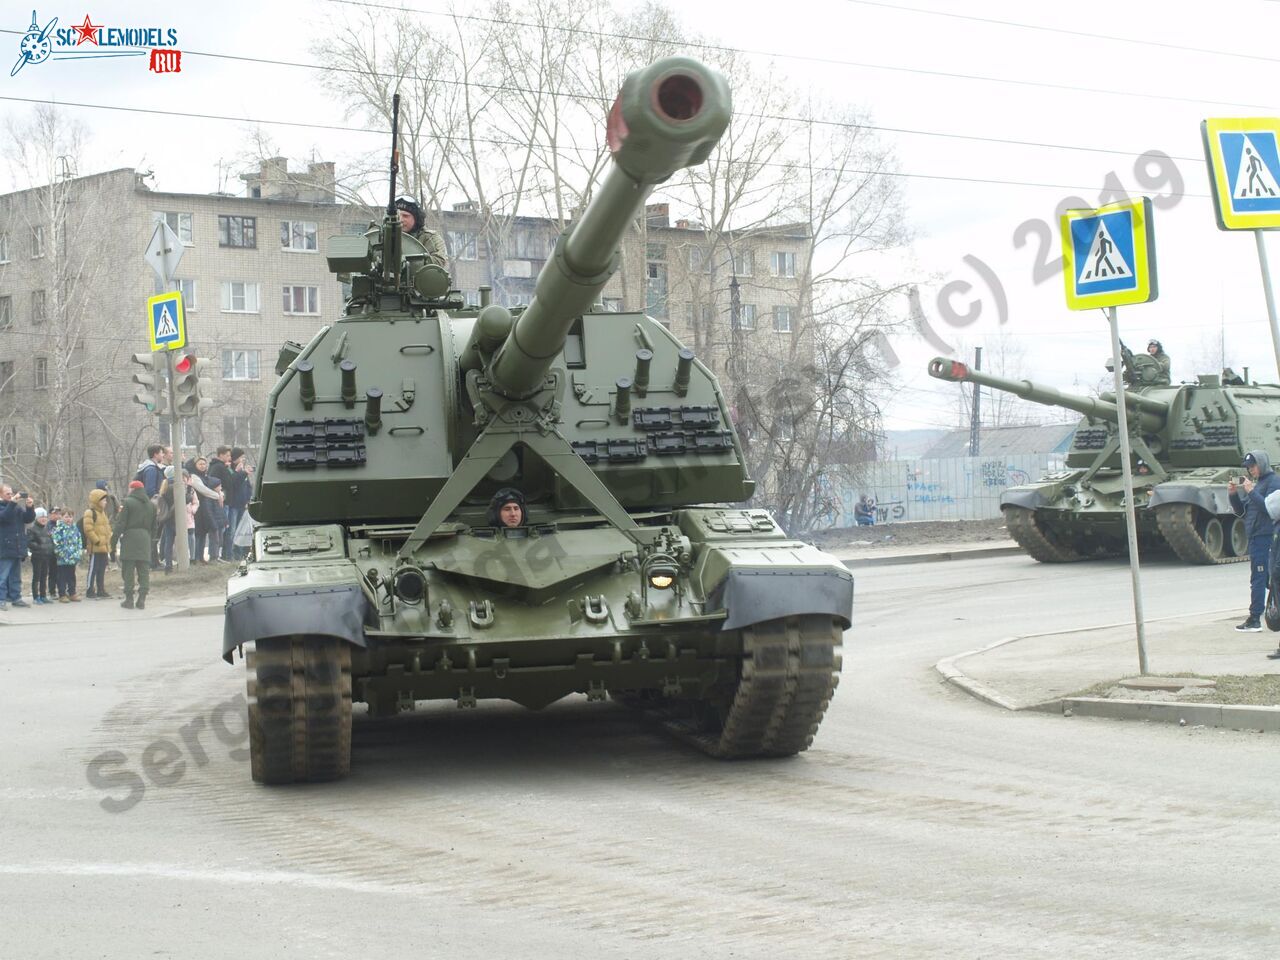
[1004,506,1083,563]
[664,615,842,759]
[1155,503,1245,565]
[248,637,353,784]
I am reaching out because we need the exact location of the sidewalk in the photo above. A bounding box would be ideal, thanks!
[0,591,224,626]
[938,612,1280,733]
[830,540,1021,567]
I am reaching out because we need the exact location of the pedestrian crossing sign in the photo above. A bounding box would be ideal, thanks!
[1202,117,1280,230]
[147,291,186,351]
[1060,197,1158,310]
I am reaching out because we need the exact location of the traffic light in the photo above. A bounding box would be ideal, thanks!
[130,352,166,413]
[172,353,215,417]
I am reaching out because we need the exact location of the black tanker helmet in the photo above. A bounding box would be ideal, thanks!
[393,196,423,233]
[487,487,527,527]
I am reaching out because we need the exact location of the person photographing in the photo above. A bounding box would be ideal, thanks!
[1228,451,1280,632]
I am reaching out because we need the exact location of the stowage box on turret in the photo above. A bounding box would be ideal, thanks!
[928,352,1280,564]
[224,58,851,784]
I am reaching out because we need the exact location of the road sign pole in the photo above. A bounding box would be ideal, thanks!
[164,347,191,573]
[1107,306,1150,675]
[1254,230,1280,381]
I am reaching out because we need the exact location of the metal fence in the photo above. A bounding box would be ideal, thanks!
[812,454,1066,527]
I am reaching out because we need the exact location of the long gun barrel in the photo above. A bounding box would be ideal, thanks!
[488,58,731,398]
[927,357,1168,433]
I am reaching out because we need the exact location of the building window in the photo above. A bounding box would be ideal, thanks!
[0,425,15,460]
[0,296,11,329]
[30,225,44,258]
[771,251,796,278]
[732,249,753,276]
[734,303,757,329]
[221,349,261,381]
[646,262,668,319]
[0,360,14,395]
[218,215,257,249]
[223,416,261,448]
[31,290,46,324]
[773,305,793,332]
[34,357,48,389]
[281,220,318,252]
[282,285,319,315]
[602,297,623,312]
[176,278,197,311]
[687,302,715,328]
[152,211,194,245]
[445,230,478,260]
[159,419,199,450]
[220,281,260,313]
[34,422,48,456]
[509,228,548,259]
[688,246,712,274]
[646,242,666,261]
[0,233,9,263]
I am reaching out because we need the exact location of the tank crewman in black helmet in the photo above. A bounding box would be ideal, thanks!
[486,488,527,529]
[1146,339,1171,385]
[394,196,449,268]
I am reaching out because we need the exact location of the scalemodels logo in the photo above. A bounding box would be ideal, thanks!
[10,10,182,77]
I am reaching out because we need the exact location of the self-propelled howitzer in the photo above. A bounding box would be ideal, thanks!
[927,356,1280,564]
[224,58,851,784]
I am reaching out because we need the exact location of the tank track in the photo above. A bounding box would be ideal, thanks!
[658,615,842,758]
[1155,504,1246,565]
[247,637,352,784]
[1004,506,1083,563]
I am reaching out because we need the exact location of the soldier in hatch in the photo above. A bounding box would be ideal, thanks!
[1145,339,1171,385]
[394,196,448,268]
[487,488,527,528]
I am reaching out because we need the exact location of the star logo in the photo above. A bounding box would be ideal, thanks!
[72,14,101,45]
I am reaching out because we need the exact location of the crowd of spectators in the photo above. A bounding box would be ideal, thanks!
[0,442,254,611]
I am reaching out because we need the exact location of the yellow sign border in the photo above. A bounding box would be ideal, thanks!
[146,291,186,351]
[1060,197,1157,311]
[1202,117,1280,231]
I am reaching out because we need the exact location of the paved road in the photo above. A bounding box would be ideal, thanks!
[3,554,1278,958]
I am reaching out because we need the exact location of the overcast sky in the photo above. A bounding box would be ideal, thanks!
[4,0,1280,432]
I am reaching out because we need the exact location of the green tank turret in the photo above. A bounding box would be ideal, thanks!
[928,356,1280,564]
[225,58,850,785]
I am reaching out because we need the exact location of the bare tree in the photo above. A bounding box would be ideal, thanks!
[2,106,139,505]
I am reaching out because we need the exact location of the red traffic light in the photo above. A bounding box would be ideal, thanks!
[174,354,193,375]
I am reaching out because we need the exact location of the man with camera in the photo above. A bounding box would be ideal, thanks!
[0,484,36,610]
[1228,451,1280,632]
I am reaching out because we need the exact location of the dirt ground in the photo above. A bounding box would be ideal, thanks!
[806,517,1011,551]
[86,558,235,603]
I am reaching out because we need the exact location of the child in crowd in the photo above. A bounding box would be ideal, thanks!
[51,508,83,602]
[26,506,55,604]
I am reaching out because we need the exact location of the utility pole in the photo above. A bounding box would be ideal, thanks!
[968,346,982,457]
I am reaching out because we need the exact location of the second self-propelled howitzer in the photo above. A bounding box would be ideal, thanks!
[224,58,851,785]
[928,356,1280,564]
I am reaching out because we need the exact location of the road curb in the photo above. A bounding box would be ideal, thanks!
[158,602,225,618]
[934,608,1260,725]
[841,544,1022,568]
[1060,697,1280,732]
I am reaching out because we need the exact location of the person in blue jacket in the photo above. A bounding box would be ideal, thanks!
[1228,450,1280,632]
